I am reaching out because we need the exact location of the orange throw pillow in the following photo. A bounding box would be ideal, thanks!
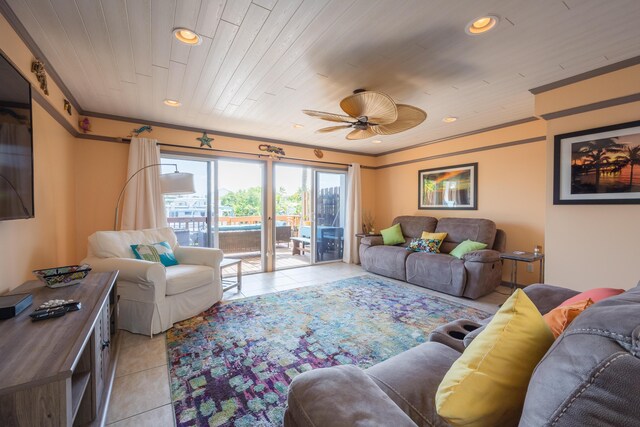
[543,298,594,338]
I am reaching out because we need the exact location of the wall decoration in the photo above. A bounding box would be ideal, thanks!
[554,120,640,204]
[63,99,71,115]
[259,144,285,159]
[31,59,48,95]
[197,132,213,148]
[79,117,91,133]
[418,163,477,210]
[314,149,324,159]
[129,125,153,137]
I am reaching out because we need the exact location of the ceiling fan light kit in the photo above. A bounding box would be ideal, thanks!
[303,90,426,140]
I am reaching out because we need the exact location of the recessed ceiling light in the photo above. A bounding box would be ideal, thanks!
[173,27,202,45]
[465,15,499,35]
[442,116,458,123]
[372,139,382,144]
[163,99,181,107]
[292,123,304,129]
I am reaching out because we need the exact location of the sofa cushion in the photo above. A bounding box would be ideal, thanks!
[406,253,466,296]
[449,240,488,259]
[361,245,411,281]
[393,215,437,239]
[365,342,458,427]
[381,223,406,245]
[435,218,496,254]
[285,365,417,427]
[559,287,625,306]
[543,298,593,338]
[436,290,555,427]
[165,264,214,295]
[131,241,179,267]
[87,227,178,259]
[519,285,640,426]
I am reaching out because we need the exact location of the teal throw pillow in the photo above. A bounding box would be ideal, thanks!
[449,240,488,259]
[131,241,179,267]
[380,223,405,246]
[406,238,441,253]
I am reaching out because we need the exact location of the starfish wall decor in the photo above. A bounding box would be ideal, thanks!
[197,132,213,148]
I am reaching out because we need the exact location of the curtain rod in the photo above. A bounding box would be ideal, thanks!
[155,141,353,168]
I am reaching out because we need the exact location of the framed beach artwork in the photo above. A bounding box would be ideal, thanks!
[554,120,640,204]
[418,163,477,210]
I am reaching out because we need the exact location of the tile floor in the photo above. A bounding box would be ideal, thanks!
[106,262,510,426]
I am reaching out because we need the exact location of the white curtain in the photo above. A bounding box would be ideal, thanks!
[343,163,362,264]
[120,137,167,230]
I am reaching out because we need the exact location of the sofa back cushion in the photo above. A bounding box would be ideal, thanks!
[435,218,496,254]
[87,227,178,259]
[519,284,640,426]
[392,216,437,243]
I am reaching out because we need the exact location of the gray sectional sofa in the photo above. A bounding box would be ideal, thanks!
[284,283,640,426]
[359,216,506,299]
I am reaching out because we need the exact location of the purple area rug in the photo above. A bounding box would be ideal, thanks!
[166,275,489,426]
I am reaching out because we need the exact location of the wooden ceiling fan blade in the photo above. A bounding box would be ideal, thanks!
[346,127,377,140]
[340,91,398,125]
[302,109,355,123]
[371,104,427,135]
[316,125,351,133]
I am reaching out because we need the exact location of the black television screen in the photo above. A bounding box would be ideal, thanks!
[0,53,33,221]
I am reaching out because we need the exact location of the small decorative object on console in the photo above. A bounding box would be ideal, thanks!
[129,125,153,137]
[63,99,72,115]
[33,264,92,288]
[0,293,32,319]
[79,117,91,133]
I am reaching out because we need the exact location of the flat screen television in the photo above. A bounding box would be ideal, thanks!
[0,53,33,221]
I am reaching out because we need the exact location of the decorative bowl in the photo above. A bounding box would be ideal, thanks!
[33,264,92,288]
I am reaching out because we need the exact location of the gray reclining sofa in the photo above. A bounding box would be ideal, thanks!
[284,283,640,426]
[360,216,506,299]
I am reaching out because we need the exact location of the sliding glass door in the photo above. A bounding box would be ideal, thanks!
[162,156,265,274]
[314,170,347,263]
[273,164,312,270]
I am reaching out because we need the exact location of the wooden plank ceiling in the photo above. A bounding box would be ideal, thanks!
[6,0,640,154]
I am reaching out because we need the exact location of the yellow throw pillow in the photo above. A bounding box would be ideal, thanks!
[421,232,447,249]
[435,289,555,427]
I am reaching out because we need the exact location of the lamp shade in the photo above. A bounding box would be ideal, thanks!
[160,172,195,194]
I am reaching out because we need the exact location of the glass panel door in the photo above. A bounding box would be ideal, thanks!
[216,159,265,274]
[163,158,210,248]
[314,170,347,263]
[273,164,312,270]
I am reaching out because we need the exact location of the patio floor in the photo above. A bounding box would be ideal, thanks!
[221,245,310,277]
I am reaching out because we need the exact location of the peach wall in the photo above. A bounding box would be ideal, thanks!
[373,122,547,285]
[0,103,77,293]
[543,101,640,291]
[73,118,378,261]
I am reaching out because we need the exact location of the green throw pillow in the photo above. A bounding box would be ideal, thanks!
[449,240,488,259]
[380,223,405,246]
[131,241,179,267]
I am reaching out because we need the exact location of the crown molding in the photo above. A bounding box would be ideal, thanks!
[529,55,640,95]
[540,92,640,120]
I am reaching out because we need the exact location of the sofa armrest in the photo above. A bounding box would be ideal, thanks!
[82,256,167,302]
[174,246,223,269]
[360,236,384,246]
[462,249,501,263]
[285,365,417,427]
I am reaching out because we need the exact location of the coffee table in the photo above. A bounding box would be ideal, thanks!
[220,258,242,292]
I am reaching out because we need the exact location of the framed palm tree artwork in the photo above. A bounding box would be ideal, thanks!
[554,120,640,204]
[418,163,477,210]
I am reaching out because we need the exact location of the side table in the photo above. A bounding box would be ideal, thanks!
[220,258,242,292]
[499,251,545,289]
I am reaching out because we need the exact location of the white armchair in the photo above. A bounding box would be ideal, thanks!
[82,227,223,336]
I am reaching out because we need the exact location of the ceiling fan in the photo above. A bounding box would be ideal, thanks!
[303,89,427,140]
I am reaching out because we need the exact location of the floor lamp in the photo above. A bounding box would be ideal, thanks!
[114,163,195,230]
